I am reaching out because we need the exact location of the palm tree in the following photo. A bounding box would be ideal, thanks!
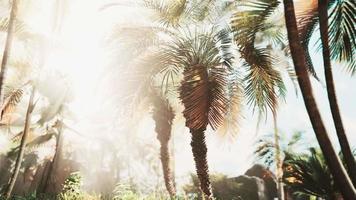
[255,131,304,168]
[255,130,305,199]
[282,0,356,199]
[283,148,356,199]
[0,0,18,104]
[317,0,356,185]
[152,93,176,198]
[4,86,35,199]
[160,28,238,199]
[231,1,288,198]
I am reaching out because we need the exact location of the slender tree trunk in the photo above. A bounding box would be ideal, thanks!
[190,128,213,200]
[318,0,356,186]
[153,100,176,198]
[156,124,176,198]
[170,131,176,189]
[273,116,284,200]
[4,87,35,199]
[0,0,17,106]
[43,121,63,193]
[283,0,356,199]
[158,140,176,198]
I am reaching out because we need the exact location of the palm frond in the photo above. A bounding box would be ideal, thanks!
[0,17,37,42]
[283,148,337,198]
[328,0,356,74]
[180,64,228,130]
[117,49,181,115]
[143,0,189,27]
[0,85,24,119]
[7,132,54,159]
[151,93,175,142]
[217,70,243,139]
[26,132,55,149]
[231,0,285,115]
[295,0,320,79]
[163,29,233,131]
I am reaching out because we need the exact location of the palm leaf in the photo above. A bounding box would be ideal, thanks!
[143,0,189,27]
[151,93,175,142]
[328,0,356,74]
[294,0,320,79]
[231,0,285,115]
[217,70,243,139]
[0,86,24,120]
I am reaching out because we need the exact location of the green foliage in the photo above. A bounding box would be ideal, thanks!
[328,0,356,74]
[231,0,286,115]
[283,148,342,199]
[57,172,84,200]
[112,183,140,200]
[254,131,304,168]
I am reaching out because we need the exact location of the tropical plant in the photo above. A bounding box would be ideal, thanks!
[4,86,36,199]
[0,0,18,103]
[158,28,239,199]
[255,131,304,169]
[282,0,356,198]
[231,1,289,198]
[57,172,83,200]
[282,148,355,199]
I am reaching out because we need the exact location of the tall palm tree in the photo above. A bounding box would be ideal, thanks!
[4,86,35,199]
[152,93,176,198]
[231,1,288,198]
[0,0,18,104]
[317,0,356,185]
[161,28,238,199]
[282,0,356,199]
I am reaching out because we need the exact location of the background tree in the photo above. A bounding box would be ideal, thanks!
[0,0,18,103]
[152,93,176,198]
[4,86,35,199]
[283,147,356,199]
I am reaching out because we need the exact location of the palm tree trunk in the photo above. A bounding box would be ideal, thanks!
[318,0,356,186]
[273,116,284,200]
[190,128,213,200]
[158,140,176,198]
[43,121,63,193]
[4,86,35,199]
[155,118,176,198]
[283,0,356,199]
[0,0,18,105]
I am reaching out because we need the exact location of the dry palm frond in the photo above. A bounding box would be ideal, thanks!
[0,17,37,41]
[151,93,175,142]
[180,64,228,130]
[7,132,55,158]
[0,82,29,120]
